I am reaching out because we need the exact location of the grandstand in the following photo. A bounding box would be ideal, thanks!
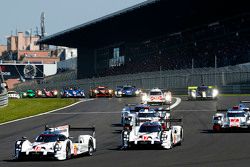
[38,0,250,80]
[13,0,248,93]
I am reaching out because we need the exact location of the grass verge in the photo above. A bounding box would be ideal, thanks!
[0,98,78,124]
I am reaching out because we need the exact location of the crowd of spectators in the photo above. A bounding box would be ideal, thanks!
[95,14,250,77]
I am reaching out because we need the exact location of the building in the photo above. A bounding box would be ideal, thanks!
[3,32,59,64]
[38,0,250,79]
[0,45,7,57]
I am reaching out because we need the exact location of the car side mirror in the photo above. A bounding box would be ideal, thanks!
[22,136,27,140]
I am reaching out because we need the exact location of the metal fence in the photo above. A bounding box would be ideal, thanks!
[14,64,250,94]
[0,92,8,107]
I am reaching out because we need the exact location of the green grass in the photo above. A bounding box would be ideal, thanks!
[0,98,78,124]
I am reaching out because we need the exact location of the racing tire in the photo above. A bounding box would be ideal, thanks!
[213,124,221,133]
[66,143,71,160]
[87,140,94,156]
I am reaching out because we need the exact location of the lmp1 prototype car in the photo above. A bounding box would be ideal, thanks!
[14,125,96,161]
[89,86,114,98]
[36,89,58,98]
[212,104,250,132]
[7,91,21,99]
[121,118,183,150]
[142,88,172,105]
[188,85,219,100]
[20,89,36,98]
[115,85,141,97]
[61,87,85,98]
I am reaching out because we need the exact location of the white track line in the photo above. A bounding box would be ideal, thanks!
[49,97,182,115]
[0,99,94,126]
[170,97,182,109]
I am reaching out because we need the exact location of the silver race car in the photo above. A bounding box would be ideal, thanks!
[142,88,172,105]
[14,125,96,160]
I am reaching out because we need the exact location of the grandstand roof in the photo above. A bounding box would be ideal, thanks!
[38,0,250,48]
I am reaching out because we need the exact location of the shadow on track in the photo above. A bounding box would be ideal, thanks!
[201,129,250,133]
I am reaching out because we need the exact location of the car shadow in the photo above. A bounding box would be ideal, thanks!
[201,129,250,133]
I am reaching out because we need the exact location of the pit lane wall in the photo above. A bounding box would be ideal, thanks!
[14,64,250,95]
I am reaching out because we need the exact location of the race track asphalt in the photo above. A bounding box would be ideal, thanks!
[1,96,250,167]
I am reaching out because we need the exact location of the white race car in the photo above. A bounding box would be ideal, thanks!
[213,106,250,132]
[142,88,172,105]
[122,119,183,149]
[8,91,20,99]
[14,125,96,160]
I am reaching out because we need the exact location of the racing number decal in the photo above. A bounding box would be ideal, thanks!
[143,136,148,140]
[230,119,240,127]
[35,146,41,151]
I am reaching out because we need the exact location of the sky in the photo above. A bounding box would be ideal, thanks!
[0,0,146,44]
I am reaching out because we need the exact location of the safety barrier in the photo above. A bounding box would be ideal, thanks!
[0,92,8,107]
[14,64,250,95]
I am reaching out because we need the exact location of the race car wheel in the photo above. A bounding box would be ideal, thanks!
[87,140,94,156]
[213,124,221,132]
[66,143,71,160]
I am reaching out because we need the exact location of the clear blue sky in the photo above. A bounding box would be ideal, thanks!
[0,0,146,44]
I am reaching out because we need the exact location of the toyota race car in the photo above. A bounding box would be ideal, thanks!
[115,85,141,97]
[20,89,36,98]
[89,86,114,98]
[61,87,85,98]
[212,104,250,132]
[14,125,96,160]
[188,85,219,100]
[122,118,183,149]
[8,91,21,99]
[142,88,172,105]
[36,88,58,98]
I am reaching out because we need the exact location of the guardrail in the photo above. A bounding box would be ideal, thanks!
[0,92,8,107]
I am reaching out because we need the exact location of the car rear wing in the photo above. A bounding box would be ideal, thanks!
[69,126,96,138]
[165,118,183,127]
[45,125,95,138]
[188,86,198,90]
[240,101,250,103]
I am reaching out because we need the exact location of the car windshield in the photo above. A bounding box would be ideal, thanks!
[197,87,208,91]
[150,91,162,95]
[139,125,161,133]
[8,92,16,94]
[36,134,59,142]
[123,87,132,90]
[227,112,246,117]
[138,112,157,117]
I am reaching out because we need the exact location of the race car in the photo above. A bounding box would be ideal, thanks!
[121,118,183,150]
[14,125,96,161]
[36,88,58,98]
[142,88,172,105]
[212,105,250,132]
[121,103,150,126]
[89,86,113,98]
[115,85,141,97]
[188,85,219,100]
[61,87,85,98]
[7,91,20,99]
[20,89,36,98]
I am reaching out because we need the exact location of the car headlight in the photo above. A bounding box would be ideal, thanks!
[135,90,140,95]
[212,89,219,97]
[94,90,98,94]
[53,91,58,95]
[142,95,148,101]
[118,91,122,95]
[165,94,171,101]
[109,89,113,93]
[23,93,27,96]
[191,91,196,97]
